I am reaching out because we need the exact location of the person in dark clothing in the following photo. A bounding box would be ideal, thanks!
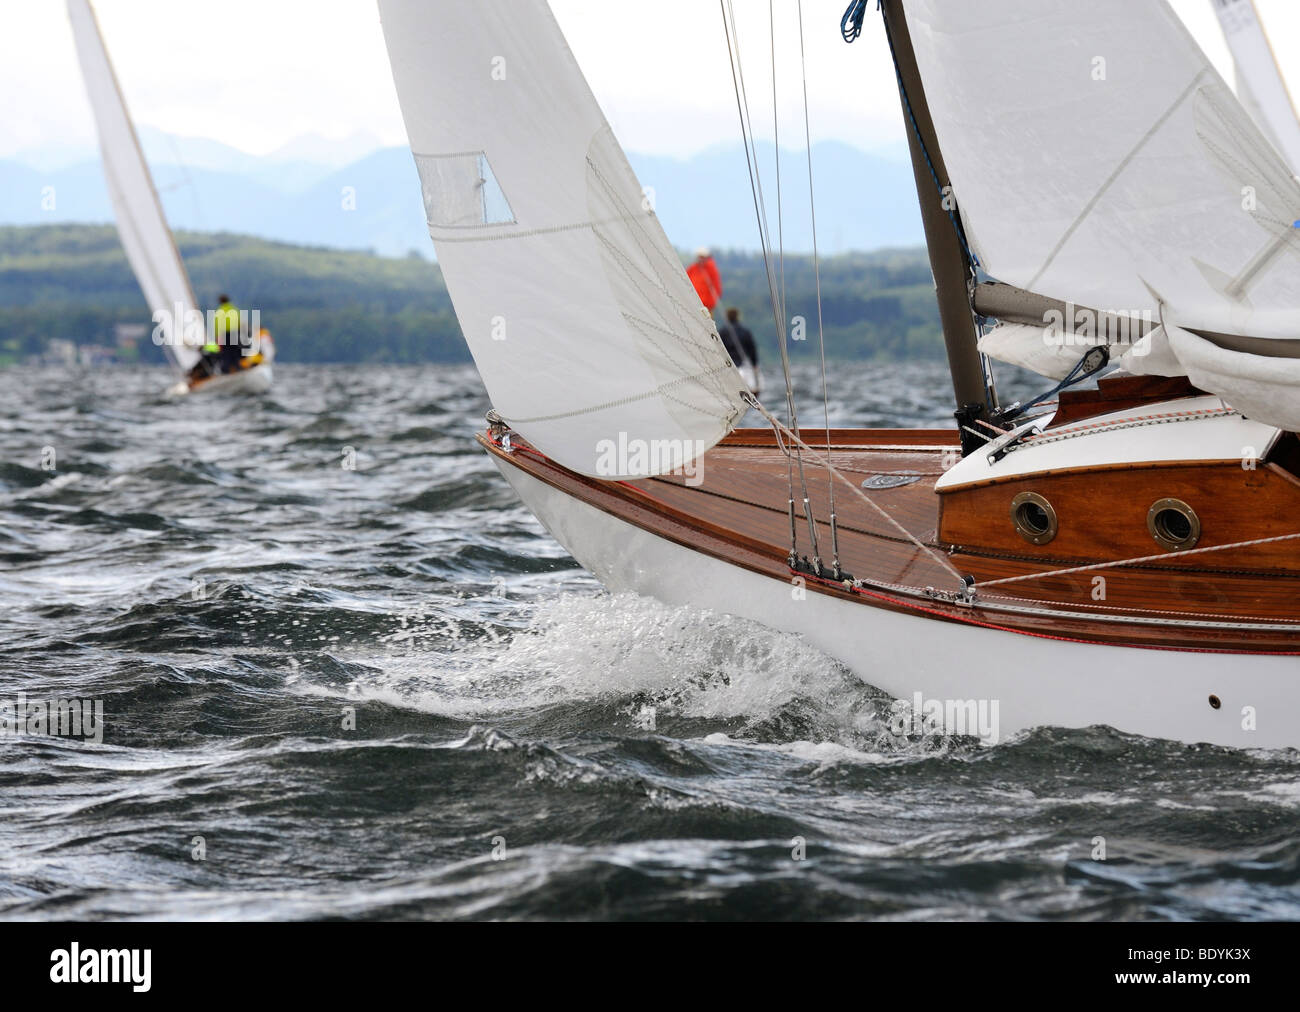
[719,306,758,367]
[718,324,743,367]
[717,306,760,394]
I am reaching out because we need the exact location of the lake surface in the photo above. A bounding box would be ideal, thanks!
[1,361,1297,920]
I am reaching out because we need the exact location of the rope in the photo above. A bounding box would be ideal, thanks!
[999,346,1109,424]
[976,530,1300,589]
[1007,405,1239,455]
[976,589,1300,627]
[840,0,870,43]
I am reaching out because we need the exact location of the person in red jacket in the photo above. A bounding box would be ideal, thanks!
[687,247,722,313]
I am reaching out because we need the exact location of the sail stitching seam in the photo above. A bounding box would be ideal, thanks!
[595,235,737,408]
[583,156,739,404]
[1027,70,1210,291]
[498,363,741,425]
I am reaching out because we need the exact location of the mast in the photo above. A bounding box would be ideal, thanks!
[879,0,994,453]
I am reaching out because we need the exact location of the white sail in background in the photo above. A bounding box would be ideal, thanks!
[67,0,201,373]
[376,0,747,478]
[1211,0,1300,175]
[906,0,1300,429]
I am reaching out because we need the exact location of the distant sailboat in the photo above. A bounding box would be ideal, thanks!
[379,0,1300,749]
[66,0,274,397]
[1210,0,1300,174]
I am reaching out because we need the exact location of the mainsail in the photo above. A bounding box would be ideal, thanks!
[1211,0,1300,175]
[904,0,1300,429]
[376,0,747,477]
[67,0,201,373]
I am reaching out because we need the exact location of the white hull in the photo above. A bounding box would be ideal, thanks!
[493,454,1299,750]
[164,363,273,399]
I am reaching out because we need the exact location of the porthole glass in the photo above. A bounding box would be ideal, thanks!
[1010,491,1058,546]
[1147,498,1200,551]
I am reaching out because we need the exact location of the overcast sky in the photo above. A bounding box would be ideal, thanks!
[2,0,1296,161]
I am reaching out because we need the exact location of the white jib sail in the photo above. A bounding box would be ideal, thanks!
[67,0,201,373]
[377,0,748,478]
[1211,0,1300,176]
[907,0,1300,429]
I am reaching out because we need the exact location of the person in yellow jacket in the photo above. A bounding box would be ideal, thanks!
[189,295,248,381]
[213,295,245,374]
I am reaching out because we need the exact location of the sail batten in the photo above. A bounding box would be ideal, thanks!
[377,0,747,477]
[67,0,201,374]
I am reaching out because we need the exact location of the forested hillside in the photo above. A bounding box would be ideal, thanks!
[0,225,943,366]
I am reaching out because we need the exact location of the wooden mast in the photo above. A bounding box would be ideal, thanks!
[879,0,993,453]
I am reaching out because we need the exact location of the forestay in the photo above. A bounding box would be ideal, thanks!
[906,0,1300,429]
[377,0,747,477]
[66,0,201,373]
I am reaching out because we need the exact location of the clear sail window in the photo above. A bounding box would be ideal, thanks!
[413,151,515,228]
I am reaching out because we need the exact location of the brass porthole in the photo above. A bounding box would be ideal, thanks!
[1010,491,1058,546]
[1147,498,1200,551]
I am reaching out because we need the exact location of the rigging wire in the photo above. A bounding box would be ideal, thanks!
[709,1,1297,608]
[770,0,785,335]
[721,0,959,585]
[797,0,843,579]
[768,0,822,571]
[765,0,799,564]
[744,393,967,585]
[720,0,810,567]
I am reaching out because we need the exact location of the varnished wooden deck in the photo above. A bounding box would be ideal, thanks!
[480,428,1300,654]
[638,431,958,591]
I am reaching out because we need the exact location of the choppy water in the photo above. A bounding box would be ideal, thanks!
[1,362,1297,921]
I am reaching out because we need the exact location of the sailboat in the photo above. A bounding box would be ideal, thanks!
[378,0,1300,750]
[66,0,274,397]
[1210,0,1300,174]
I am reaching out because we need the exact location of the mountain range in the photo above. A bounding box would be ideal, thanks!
[0,131,922,258]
